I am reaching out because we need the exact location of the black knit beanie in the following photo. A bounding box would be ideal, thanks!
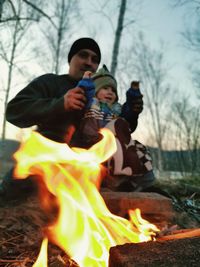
[68,37,101,63]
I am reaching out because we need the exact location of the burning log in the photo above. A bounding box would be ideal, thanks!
[109,235,200,266]
[157,228,200,240]
[101,191,175,227]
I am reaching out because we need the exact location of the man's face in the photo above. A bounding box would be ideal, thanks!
[69,49,99,80]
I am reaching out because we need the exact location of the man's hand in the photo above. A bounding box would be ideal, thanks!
[131,95,143,114]
[64,87,86,111]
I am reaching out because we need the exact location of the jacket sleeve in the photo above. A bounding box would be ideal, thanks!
[6,74,65,128]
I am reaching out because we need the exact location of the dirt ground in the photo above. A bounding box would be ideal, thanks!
[0,195,79,267]
[0,178,199,267]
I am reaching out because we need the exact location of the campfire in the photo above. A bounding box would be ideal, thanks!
[12,129,159,267]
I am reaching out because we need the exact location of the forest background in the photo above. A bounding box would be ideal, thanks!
[0,0,199,177]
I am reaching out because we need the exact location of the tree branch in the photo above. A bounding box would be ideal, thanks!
[22,0,57,28]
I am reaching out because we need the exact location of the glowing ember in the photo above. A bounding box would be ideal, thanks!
[13,129,159,267]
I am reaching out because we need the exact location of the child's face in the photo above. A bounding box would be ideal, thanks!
[96,86,117,105]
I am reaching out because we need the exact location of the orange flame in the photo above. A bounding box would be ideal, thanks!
[13,129,159,267]
[32,238,48,267]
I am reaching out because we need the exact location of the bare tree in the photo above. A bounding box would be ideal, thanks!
[0,0,54,25]
[83,0,139,75]
[171,0,200,98]
[172,0,200,10]
[169,1,200,175]
[34,0,80,74]
[119,33,173,171]
[110,0,127,76]
[0,0,44,140]
[0,0,6,20]
[0,0,79,141]
[171,97,200,174]
[183,19,200,99]
[182,16,200,98]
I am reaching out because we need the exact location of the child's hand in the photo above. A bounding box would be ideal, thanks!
[83,71,92,78]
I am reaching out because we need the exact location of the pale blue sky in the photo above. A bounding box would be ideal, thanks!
[137,1,193,93]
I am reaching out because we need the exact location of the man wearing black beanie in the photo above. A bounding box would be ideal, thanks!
[0,37,102,199]
[1,36,146,199]
[6,37,101,143]
[68,37,101,64]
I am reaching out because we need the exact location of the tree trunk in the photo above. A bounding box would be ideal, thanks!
[110,0,126,76]
[1,18,19,141]
[0,0,6,21]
